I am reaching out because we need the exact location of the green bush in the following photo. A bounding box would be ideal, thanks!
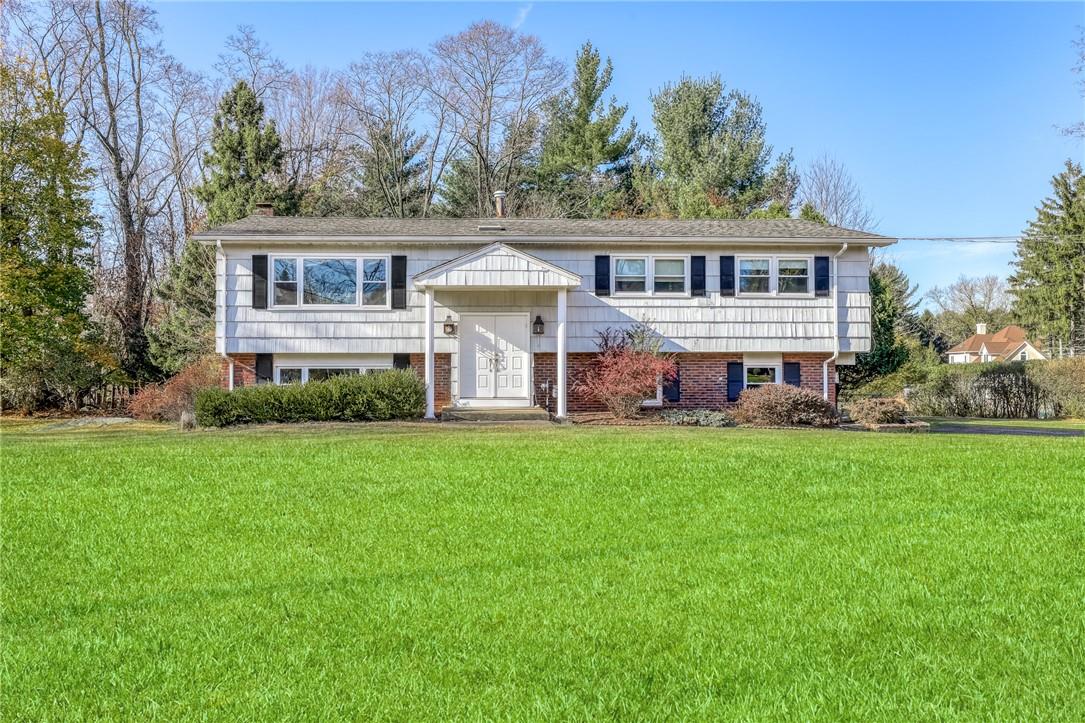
[846,397,909,425]
[195,370,426,427]
[906,361,1083,419]
[734,384,838,428]
[661,409,736,427]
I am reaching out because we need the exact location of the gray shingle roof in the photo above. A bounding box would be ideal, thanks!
[193,215,893,243]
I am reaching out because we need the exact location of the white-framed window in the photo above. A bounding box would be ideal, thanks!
[274,365,391,384]
[269,255,390,309]
[739,258,771,294]
[777,258,810,294]
[1019,351,1027,361]
[737,256,814,297]
[612,255,690,296]
[744,365,781,389]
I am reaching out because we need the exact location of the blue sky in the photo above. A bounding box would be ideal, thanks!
[153,1,1084,296]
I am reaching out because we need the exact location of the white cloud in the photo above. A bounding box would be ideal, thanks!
[512,3,533,29]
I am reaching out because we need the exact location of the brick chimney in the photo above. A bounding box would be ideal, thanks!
[976,322,987,335]
[493,190,507,219]
[253,201,275,217]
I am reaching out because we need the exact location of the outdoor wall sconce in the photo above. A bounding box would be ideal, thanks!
[532,315,545,335]
[443,315,457,336]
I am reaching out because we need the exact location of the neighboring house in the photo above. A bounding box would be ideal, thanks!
[946,324,1047,364]
[192,197,895,419]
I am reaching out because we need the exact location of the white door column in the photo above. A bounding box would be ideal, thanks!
[556,288,568,418]
[424,287,436,419]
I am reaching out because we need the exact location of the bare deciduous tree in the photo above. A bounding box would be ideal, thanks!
[926,275,1014,344]
[799,154,876,230]
[428,21,564,215]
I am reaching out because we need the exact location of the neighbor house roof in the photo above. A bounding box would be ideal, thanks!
[192,216,894,245]
[947,325,1039,361]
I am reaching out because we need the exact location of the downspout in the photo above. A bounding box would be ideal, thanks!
[216,240,234,391]
[824,243,849,402]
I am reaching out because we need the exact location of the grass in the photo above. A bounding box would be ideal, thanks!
[3,421,1084,720]
[920,417,1085,431]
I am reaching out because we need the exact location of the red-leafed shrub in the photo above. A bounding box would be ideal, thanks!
[734,383,838,427]
[575,325,677,418]
[128,357,220,421]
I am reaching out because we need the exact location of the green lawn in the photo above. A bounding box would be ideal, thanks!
[3,422,1084,720]
[921,417,1085,431]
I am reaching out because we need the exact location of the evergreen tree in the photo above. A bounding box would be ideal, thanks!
[0,61,106,410]
[537,42,636,217]
[195,81,293,225]
[151,81,292,372]
[838,262,915,389]
[356,123,428,218]
[1009,160,1085,356]
[645,75,796,218]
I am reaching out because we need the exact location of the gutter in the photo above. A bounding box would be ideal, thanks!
[824,243,849,402]
[193,234,896,247]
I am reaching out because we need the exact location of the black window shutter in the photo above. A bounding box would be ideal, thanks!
[720,256,735,297]
[726,361,744,402]
[663,364,681,402]
[252,255,268,309]
[392,353,411,370]
[391,255,407,309]
[783,362,801,387]
[255,354,273,384]
[690,256,706,297]
[814,256,831,297]
[595,255,610,296]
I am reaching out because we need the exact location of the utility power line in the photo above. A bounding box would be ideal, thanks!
[892,235,1085,244]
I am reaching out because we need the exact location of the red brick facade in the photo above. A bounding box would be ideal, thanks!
[409,353,452,410]
[219,353,257,389]
[532,351,837,412]
[220,350,836,410]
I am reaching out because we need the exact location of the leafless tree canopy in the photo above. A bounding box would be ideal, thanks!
[799,154,876,231]
[925,275,1015,344]
[429,21,565,215]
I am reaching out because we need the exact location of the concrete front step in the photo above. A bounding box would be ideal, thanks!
[440,406,551,422]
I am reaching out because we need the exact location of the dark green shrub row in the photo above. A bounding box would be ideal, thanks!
[195,370,425,427]
[908,358,1085,419]
[661,409,736,427]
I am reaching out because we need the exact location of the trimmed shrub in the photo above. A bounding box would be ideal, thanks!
[128,357,220,421]
[195,369,425,427]
[1028,357,1085,418]
[662,409,736,428]
[734,384,838,427]
[847,397,908,425]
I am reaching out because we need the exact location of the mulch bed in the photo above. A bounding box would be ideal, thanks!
[568,411,668,426]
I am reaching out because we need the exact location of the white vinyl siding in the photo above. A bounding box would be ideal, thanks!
[220,244,872,357]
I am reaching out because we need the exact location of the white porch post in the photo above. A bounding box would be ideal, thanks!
[424,287,436,419]
[556,288,568,418]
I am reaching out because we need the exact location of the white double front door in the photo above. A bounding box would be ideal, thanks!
[459,314,530,404]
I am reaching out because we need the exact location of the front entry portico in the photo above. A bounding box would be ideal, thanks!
[458,313,531,406]
[412,242,582,420]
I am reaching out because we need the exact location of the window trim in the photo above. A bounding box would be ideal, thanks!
[735,255,815,298]
[274,363,394,384]
[611,254,692,297]
[743,363,782,390]
[268,253,392,310]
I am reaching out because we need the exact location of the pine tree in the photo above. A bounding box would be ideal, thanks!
[151,81,292,372]
[356,123,428,218]
[1009,160,1085,356]
[1,61,105,410]
[537,42,636,217]
[838,262,915,388]
[645,75,796,219]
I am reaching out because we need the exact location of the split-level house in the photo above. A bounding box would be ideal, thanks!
[946,324,1047,364]
[193,198,895,419]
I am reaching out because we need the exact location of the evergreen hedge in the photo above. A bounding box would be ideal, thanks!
[195,370,426,427]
